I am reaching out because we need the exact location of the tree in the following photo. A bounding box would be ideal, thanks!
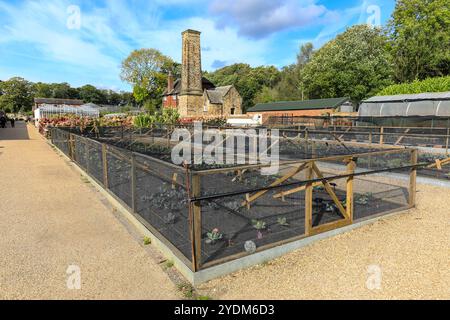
[51,82,79,99]
[205,63,281,112]
[33,82,53,98]
[297,42,314,67]
[0,77,34,112]
[301,25,394,102]
[120,48,178,107]
[386,0,450,82]
[78,84,107,104]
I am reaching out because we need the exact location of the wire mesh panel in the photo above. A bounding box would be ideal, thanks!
[352,174,410,220]
[51,128,70,156]
[73,135,88,171]
[106,150,132,208]
[134,154,192,263]
[198,164,307,266]
[86,140,104,185]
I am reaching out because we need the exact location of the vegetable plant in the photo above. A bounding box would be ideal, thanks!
[277,217,289,227]
[252,219,267,239]
[355,192,374,205]
[206,228,223,245]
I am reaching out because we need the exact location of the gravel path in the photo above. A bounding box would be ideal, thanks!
[0,123,180,299]
[197,178,450,299]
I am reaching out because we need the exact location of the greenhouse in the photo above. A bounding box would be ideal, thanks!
[358,92,450,117]
[34,104,100,121]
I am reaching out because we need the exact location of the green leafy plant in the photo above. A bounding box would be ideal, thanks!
[206,228,223,245]
[355,192,374,205]
[252,219,267,239]
[252,219,266,230]
[277,217,289,227]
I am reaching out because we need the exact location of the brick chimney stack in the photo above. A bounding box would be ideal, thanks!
[167,71,174,93]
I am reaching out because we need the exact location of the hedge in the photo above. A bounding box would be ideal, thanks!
[377,76,450,96]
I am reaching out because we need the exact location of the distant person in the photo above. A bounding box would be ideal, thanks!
[10,118,15,128]
[0,116,6,128]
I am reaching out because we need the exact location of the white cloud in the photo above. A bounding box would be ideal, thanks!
[209,0,328,39]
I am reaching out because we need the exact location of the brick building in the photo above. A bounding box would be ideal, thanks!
[246,97,352,124]
[162,29,242,117]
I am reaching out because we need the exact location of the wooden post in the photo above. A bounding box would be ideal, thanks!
[379,127,384,145]
[445,128,449,156]
[312,141,317,158]
[67,133,72,159]
[305,128,309,156]
[346,159,356,223]
[131,154,137,213]
[102,144,109,189]
[191,174,202,271]
[305,162,314,236]
[409,149,418,207]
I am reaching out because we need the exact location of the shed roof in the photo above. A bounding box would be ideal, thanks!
[248,97,350,112]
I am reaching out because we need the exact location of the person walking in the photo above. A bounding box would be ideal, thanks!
[10,117,15,128]
[0,116,6,128]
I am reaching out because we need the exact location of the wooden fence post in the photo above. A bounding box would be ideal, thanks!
[409,149,418,207]
[379,127,384,145]
[191,174,202,271]
[69,133,75,160]
[445,128,449,156]
[305,162,314,236]
[346,159,356,223]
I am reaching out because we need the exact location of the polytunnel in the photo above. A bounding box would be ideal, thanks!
[358,92,450,117]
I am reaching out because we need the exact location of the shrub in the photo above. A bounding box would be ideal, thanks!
[377,76,450,96]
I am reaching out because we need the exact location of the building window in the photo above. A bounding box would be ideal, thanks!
[231,107,235,115]
[203,104,208,112]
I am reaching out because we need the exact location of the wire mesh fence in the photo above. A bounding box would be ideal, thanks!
[267,115,450,128]
[50,126,417,272]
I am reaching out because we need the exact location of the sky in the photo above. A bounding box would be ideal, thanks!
[0,0,396,91]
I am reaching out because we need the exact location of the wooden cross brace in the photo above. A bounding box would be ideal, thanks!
[241,162,309,209]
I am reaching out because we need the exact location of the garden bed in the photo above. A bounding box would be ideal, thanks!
[50,126,415,273]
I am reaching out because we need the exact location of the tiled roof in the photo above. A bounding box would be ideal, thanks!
[206,85,233,104]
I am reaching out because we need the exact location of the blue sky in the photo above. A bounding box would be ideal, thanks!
[0,0,395,91]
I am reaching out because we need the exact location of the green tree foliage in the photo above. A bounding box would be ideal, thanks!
[0,77,134,113]
[386,0,450,82]
[120,48,179,107]
[302,25,393,102]
[205,63,281,112]
[0,77,34,112]
[254,42,315,103]
[78,84,106,104]
[377,75,450,95]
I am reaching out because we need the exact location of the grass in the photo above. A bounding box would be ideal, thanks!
[143,237,151,245]
[197,295,213,300]
[177,282,194,299]
[163,260,174,270]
